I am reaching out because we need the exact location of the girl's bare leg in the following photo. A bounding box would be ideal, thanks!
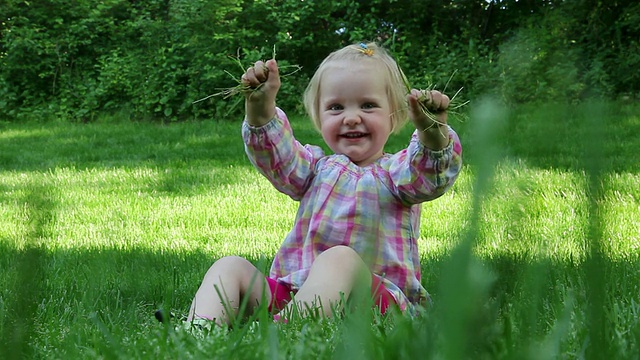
[187,256,270,325]
[281,245,370,318]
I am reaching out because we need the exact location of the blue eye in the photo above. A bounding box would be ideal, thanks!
[329,104,343,111]
[362,103,376,109]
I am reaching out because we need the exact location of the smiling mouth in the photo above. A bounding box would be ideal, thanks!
[340,132,368,139]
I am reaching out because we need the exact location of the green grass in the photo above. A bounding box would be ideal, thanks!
[1,101,639,359]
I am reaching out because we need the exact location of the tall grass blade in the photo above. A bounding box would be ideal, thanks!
[437,97,507,358]
[583,101,612,358]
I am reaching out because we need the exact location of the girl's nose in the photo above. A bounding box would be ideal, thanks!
[343,112,361,126]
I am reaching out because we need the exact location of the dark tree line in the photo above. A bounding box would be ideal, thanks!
[1,0,638,121]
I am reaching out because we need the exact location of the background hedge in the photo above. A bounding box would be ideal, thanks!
[1,0,638,121]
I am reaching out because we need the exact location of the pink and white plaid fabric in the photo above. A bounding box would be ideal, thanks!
[242,108,462,309]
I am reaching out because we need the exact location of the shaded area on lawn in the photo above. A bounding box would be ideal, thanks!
[0,119,248,171]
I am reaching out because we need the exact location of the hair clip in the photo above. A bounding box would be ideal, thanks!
[358,42,374,56]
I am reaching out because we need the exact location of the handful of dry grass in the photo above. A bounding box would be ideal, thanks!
[193,45,302,105]
[400,68,469,137]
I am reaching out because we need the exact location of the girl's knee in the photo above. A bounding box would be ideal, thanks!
[206,256,254,277]
[214,255,251,267]
[315,246,366,271]
[319,245,359,261]
[211,256,265,285]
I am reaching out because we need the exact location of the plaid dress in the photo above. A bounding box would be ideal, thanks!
[242,108,463,310]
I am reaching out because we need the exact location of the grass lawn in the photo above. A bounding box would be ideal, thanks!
[0,100,639,359]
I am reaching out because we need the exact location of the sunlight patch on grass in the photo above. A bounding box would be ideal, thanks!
[476,160,589,261]
[0,165,295,256]
[602,172,640,259]
[419,169,473,258]
[0,127,51,141]
[420,161,592,262]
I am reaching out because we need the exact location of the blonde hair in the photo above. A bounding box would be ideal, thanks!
[303,42,409,133]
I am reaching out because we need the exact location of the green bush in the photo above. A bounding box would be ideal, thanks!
[1,0,638,122]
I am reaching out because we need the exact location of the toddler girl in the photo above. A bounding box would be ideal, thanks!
[188,42,462,325]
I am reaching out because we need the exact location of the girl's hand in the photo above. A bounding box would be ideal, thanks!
[242,59,281,126]
[407,89,450,150]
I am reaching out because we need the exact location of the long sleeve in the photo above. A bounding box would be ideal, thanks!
[384,127,462,205]
[242,108,324,201]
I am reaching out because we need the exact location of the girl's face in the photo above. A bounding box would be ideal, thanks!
[318,61,393,167]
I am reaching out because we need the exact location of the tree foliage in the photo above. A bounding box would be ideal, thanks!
[0,0,637,121]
